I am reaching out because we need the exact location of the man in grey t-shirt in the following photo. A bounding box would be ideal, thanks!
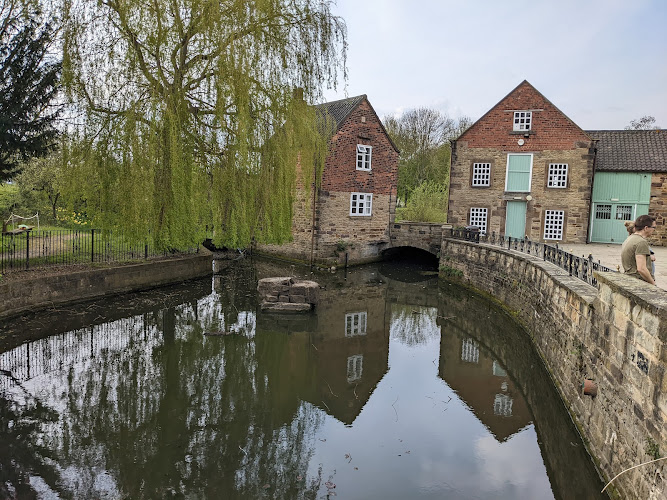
[621,215,656,285]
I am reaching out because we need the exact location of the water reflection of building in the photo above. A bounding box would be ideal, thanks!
[255,266,390,425]
[439,332,532,442]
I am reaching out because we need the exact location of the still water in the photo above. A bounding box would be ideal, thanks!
[0,257,607,499]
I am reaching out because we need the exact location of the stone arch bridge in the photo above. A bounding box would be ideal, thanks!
[388,222,446,257]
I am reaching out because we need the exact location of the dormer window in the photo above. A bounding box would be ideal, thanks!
[356,144,372,171]
[513,111,532,131]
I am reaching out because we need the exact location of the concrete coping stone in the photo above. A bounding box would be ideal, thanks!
[595,272,667,317]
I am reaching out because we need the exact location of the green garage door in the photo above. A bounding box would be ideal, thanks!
[590,172,650,243]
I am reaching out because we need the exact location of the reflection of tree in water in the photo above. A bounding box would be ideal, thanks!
[11,267,323,498]
[389,304,440,345]
[0,385,66,499]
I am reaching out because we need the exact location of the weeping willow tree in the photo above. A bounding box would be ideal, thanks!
[60,0,346,249]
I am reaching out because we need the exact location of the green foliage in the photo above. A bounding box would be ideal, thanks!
[14,144,69,222]
[0,1,61,180]
[61,0,346,251]
[0,182,19,216]
[384,108,472,205]
[401,181,448,223]
[646,436,661,460]
[439,265,463,278]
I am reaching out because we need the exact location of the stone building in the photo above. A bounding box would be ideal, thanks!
[258,95,399,265]
[587,130,667,245]
[448,80,595,243]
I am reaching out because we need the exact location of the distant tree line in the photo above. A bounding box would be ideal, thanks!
[383,108,472,222]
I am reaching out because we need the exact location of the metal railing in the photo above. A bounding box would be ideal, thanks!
[448,228,614,286]
[1,228,197,274]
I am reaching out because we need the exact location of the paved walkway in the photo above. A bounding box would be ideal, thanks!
[563,242,667,290]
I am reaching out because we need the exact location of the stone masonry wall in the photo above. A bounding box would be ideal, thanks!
[0,251,213,320]
[449,145,593,243]
[440,238,667,499]
[315,191,393,264]
[389,222,443,256]
[256,188,315,263]
[650,172,667,247]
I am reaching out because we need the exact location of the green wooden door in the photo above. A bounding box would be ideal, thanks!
[505,201,527,238]
[590,172,651,243]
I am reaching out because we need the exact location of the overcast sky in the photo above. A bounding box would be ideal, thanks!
[323,0,667,130]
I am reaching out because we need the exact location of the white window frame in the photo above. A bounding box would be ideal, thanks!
[347,354,363,383]
[504,153,533,193]
[493,394,514,416]
[469,207,488,235]
[461,338,479,364]
[345,312,367,337]
[356,144,372,171]
[513,111,532,131]
[472,162,491,187]
[547,163,568,188]
[350,192,372,216]
[543,210,565,240]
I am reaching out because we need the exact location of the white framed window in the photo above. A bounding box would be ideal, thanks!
[547,163,568,188]
[513,111,532,131]
[472,162,491,187]
[469,207,488,235]
[543,210,564,240]
[493,394,514,417]
[345,312,367,337]
[356,144,372,171]
[461,338,479,364]
[347,354,363,383]
[350,192,372,216]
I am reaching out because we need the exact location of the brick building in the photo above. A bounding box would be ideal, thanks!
[258,95,399,265]
[448,81,595,243]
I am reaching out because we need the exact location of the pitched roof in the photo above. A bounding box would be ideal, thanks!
[314,94,367,130]
[587,129,667,172]
[314,94,399,153]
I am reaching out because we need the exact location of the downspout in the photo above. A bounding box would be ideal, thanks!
[310,165,317,268]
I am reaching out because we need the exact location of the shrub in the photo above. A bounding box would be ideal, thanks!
[401,181,448,223]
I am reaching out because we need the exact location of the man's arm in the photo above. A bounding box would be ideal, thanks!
[635,254,655,284]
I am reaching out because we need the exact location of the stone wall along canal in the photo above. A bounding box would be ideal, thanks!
[0,258,606,499]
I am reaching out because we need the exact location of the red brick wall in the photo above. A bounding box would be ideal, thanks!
[460,81,592,151]
[321,100,398,195]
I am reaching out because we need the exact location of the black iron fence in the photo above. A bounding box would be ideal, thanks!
[448,228,614,286]
[1,228,197,274]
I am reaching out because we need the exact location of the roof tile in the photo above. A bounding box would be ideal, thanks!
[587,130,667,172]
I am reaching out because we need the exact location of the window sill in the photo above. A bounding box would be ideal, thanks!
[509,130,534,136]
